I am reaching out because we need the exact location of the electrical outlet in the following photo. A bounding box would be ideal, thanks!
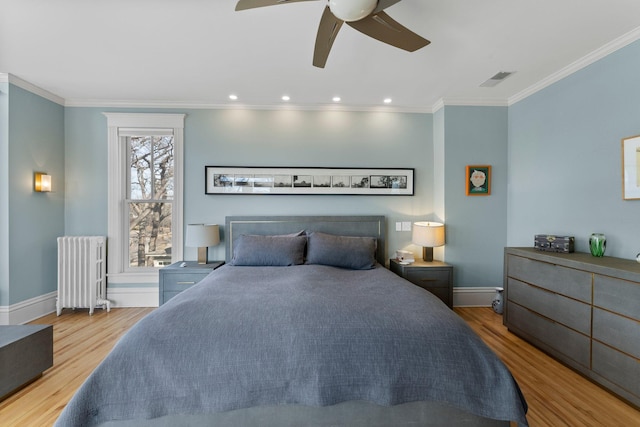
[402,222,412,231]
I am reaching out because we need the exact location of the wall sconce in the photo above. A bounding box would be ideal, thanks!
[185,224,220,264]
[412,221,445,262]
[34,172,52,192]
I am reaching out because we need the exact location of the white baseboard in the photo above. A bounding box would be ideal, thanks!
[0,291,57,325]
[0,287,159,324]
[106,287,159,308]
[453,286,500,307]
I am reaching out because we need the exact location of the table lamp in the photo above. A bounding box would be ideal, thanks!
[186,224,220,264]
[412,221,445,262]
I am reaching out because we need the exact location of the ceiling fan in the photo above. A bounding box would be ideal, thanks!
[235,0,430,68]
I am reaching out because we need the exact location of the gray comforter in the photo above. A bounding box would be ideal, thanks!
[55,265,528,426]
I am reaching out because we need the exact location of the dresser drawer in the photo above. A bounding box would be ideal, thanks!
[594,275,640,322]
[593,308,640,359]
[507,254,592,303]
[508,277,591,335]
[592,341,640,399]
[507,301,591,368]
[162,272,210,292]
[404,269,451,289]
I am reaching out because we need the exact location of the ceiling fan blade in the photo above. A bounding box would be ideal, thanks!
[313,6,344,68]
[373,0,402,14]
[235,0,319,12]
[347,11,430,52]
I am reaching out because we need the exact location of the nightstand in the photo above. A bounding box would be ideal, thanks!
[159,261,224,305]
[389,259,453,308]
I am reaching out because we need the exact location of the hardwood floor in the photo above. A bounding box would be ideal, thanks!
[0,307,638,426]
[0,308,154,427]
[456,307,640,426]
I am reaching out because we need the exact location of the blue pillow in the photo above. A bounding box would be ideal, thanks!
[230,234,306,266]
[306,232,377,270]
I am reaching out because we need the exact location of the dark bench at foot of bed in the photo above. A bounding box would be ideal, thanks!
[0,324,53,400]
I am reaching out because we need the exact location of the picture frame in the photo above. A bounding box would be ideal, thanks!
[466,165,491,196]
[205,166,414,195]
[622,134,640,200]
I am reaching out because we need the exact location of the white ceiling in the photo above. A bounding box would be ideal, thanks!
[2,0,640,112]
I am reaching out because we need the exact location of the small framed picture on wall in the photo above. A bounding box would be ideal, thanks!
[466,165,491,196]
[622,134,640,200]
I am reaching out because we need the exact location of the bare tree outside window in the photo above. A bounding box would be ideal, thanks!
[128,136,174,267]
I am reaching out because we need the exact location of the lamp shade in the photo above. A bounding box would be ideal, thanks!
[412,222,445,262]
[412,222,445,248]
[186,224,220,264]
[185,224,220,248]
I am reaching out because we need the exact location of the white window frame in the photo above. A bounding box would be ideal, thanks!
[104,113,185,283]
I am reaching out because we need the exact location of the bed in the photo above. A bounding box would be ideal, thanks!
[55,216,528,427]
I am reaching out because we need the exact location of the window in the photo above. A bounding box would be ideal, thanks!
[105,113,185,283]
[127,133,174,268]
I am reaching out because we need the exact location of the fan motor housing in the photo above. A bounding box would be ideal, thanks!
[329,0,377,22]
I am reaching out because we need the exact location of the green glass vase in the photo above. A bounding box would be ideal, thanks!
[589,233,606,257]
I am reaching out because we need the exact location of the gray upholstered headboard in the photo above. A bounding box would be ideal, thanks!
[225,216,386,265]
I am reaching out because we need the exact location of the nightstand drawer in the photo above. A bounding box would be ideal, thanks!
[159,261,224,306]
[162,273,210,292]
[404,269,451,289]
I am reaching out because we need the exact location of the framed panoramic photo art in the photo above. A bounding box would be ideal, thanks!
[622,134,640,200]
[466,165,491,196]
[205,166,414,195]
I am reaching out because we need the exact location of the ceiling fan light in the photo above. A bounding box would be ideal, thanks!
[329,0,377,22]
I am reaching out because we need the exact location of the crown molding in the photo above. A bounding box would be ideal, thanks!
[66,98,433,114]
[509,26,640,106]
[431,97,508,113]
[0,73,65,105]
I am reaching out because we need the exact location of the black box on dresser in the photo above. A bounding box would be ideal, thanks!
[534,234,575,253]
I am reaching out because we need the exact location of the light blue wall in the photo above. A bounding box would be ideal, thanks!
[64,108,110,235]
[508,39,640,259]
[65,108,434,277]
[2,84,65,305]
[0,82,9,305]
[6,36,640,308]
[442,106,509,287]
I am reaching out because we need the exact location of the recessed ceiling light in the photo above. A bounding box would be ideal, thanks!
[282,95,290,101]
[383,98,392,104]
[229,94,238,100]
[332,96,341,102]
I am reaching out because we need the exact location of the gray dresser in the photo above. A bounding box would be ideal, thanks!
[503,247,640,407]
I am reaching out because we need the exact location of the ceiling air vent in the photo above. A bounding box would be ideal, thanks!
[480,71,515,87]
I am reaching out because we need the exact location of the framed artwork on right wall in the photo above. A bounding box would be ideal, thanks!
[466,165,491,196]
[622,134,640,200]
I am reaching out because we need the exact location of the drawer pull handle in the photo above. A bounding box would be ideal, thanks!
[177,281,196,285]
[420,278,438,282]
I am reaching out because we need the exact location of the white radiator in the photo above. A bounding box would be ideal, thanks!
[57,236,111,315]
